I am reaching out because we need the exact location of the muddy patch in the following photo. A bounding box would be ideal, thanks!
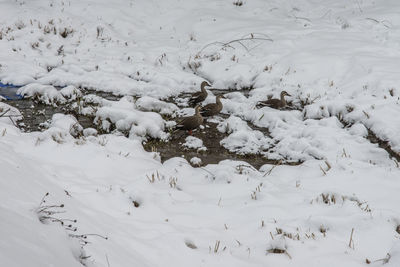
[3,88,122,132]
[336,115,400,163]
[3,85,303,169]
[366,129,400,162]
[210,87,253,98]
[82,88,123,101]
[7,98,96,132]
[144,121,301,170]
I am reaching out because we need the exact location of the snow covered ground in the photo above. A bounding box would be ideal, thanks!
[1,0,400,266]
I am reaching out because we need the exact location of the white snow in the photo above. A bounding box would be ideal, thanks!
[1,0,400,266]
[94,96,169,141]
[218,115,273,156]
[182,136,206,151]
[135,96,178,115]
[190,156,202,166]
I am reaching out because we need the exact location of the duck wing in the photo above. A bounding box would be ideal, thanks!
[188,92,207,105]
[256,99,282,109]
[200,103,217,117]
[176,115,201,130]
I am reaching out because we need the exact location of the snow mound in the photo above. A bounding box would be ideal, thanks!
[95,97,169,140]
[218,115,272,155]
[183,136,206,151]
[17,83,66,105]
[190,157,202,166]
[0,102,22,125]
[135,96,178,115]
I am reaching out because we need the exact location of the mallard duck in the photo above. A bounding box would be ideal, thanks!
[257,91,291,109]
[176,105,203,134]
[188,81,211,106]
[200,95,224,117]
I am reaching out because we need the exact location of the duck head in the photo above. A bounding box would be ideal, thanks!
[200,81,211,90]
[194,105,202,115]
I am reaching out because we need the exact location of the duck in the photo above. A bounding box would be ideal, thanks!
[256,91,291,109]
[188,81,211,106]
[175,105,203,134]
[200,95,224,117]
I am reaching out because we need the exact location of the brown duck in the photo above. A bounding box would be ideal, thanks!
[175,105,203,134]
[188,81,210,106]
[200,95,224,117]
[257,91,291,109]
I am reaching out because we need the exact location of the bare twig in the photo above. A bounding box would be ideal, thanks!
[263,160,282,176]
[348,228,354,249]
[319,165,326,175]
[0,108,11,117]
[325,161,331,171]
[198,37,273,54]
[106,254,110,267]
[214,240,220,253]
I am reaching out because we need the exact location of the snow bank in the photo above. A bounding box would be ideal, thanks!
[218,115,272,155]
[182,136,206,151]
[17,83,66,105]
[135,96,178,115]
[95,97,169,140]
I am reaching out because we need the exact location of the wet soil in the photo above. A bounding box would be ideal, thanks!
[367,129,400,162]
[7,98,97,132]
[3,86,122,132]
[7,86,398,170]
[82,88,123,101]
[143,120,302,170]
[337,116,400,163]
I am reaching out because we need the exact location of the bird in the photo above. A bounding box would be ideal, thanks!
[188,81,211,106]
[175,105,203,134]
[200,95,224,117]
[256,91,291,109]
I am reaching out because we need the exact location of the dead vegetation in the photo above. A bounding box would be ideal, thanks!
[312,193,372,213]
[233,1,243,6]
[36,192,107,266]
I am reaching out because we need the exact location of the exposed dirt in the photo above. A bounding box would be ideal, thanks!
[143,120,302,170]
[3,85,304,169]
[13,85,400,170]
[82,88,123,101]
[2,88,124,132]
[337,115,400,163]
[366,129,400,162]
[7,98,96,132]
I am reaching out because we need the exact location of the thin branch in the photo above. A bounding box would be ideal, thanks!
[0,108,11,117]
[198,37,273,54]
